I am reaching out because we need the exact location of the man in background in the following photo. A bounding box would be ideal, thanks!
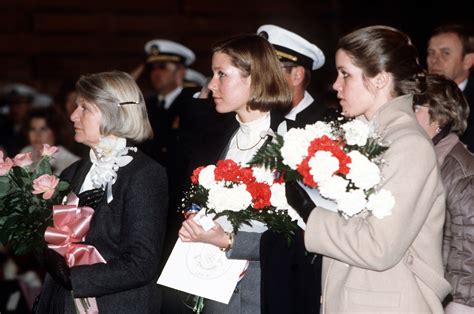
[427,24,473,151]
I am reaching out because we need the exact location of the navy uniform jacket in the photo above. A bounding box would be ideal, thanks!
[260,98,338,314]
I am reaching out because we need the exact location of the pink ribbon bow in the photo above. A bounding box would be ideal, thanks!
[45,193,105,313]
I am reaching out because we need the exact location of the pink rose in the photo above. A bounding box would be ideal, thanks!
[32,174,60,200]
[0,154,13,175]
[41,144,59,157]
[13,152,33,168]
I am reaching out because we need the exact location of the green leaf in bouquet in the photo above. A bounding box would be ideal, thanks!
[4,214,19,229]
[34,157,53,177]
[248,134,284,170]
[0,176,11,197]
[12,166,30,181]
[56,181,70,192]
[28,204,37,214]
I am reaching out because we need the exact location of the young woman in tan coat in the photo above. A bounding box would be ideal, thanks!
[286,26,452,313]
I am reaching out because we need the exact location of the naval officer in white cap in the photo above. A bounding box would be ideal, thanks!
[140,41,202,310]
[139,39,198,165]
[257,24,331,314]
[258,24,337,131]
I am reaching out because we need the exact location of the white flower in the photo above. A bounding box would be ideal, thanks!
[252,166,274,184]
[198,165,217,189]
[270,183,289,209]
[281,128,312,169]
[95,137,130,158]
[270,183,302,223]
[304,121,334,140]
[308,151,340,184]
[342,120,370,146]
[318,176,349,200]
[336,189,367,217]
[346,151,381,190]
[207,184,252,213]
[367,189,395,219]
[90,136,135,190]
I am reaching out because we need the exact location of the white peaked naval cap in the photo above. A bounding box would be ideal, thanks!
[144,39,195,66]
[257,24,325,70]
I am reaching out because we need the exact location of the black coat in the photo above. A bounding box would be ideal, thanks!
[36,150,168,314]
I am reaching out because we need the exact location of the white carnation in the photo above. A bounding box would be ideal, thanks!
[270,183,289,209]
[367,189,395,219]
[207,184,252,213]
[281,128,312,169]
[304,121,334,140]
[252,166,274,184]
[342,120,370,146]
[308,151,340,184]
[336,189,367,217]
[347,151,381,190]
[318,176,349,200]
[198,165,217,189]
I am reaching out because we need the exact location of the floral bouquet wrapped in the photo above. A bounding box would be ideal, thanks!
[249,119,395,219]
[0,145,70,255]
[182,159,299,239]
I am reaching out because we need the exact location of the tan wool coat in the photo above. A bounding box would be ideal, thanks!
[305,95,452,313]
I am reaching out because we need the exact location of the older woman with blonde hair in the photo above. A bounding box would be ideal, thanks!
[35,71,168,313]
[414,74,474,314]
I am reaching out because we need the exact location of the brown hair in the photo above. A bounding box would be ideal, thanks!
[22,106,71,148]
[337,25,425,97]
[212,34,292,112]
[413,74,469,136]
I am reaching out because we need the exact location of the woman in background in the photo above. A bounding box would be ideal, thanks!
[413,74,474,314]
[21,107,79,174]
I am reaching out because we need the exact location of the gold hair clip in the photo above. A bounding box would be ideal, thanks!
[117,101,139,107]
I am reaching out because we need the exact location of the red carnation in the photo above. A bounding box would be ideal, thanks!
[215,159,241,182]
[246,182,272,209]
[297,135,351,183]
[190,166,205,184]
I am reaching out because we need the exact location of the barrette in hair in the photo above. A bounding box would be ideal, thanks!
[117,101,139,107]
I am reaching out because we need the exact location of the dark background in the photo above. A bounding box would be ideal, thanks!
[0,0,472,98]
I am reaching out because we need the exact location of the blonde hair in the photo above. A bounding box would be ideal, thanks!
[76,71,153,143]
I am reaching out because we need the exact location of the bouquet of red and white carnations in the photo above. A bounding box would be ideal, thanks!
[182,159,299,239]
[0,145,70,255]
[249,118,395,219]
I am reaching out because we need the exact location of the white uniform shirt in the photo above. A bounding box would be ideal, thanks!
[284,91,314,121]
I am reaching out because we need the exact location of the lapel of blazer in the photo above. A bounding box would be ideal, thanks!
[262,111,285,147]
[70,159,93,194]
[217,120,239,161]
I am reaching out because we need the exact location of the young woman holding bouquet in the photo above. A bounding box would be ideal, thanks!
[286,26,451,312]
[35,71,168,313]
[178,34,291,313]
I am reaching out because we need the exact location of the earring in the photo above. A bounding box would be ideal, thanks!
[436,127,441,134]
